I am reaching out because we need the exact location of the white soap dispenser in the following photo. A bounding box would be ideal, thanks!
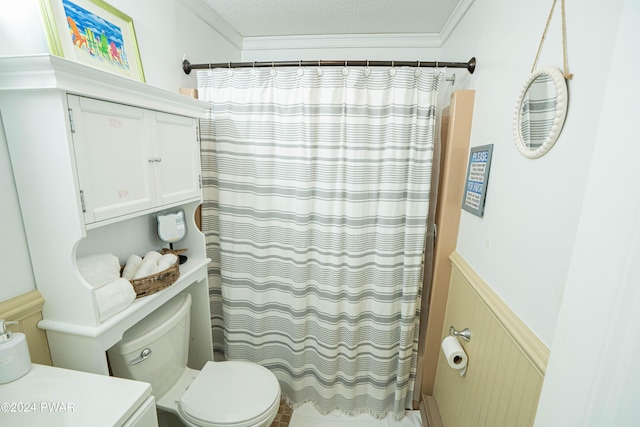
[0,319,31,383]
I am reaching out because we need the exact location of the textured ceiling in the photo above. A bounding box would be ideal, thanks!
[203,0,461,37]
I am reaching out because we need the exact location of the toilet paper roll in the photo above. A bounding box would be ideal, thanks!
[441,335,468,376]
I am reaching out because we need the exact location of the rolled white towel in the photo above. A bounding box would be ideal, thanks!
[157,253,178,272]
[94,278,136,321]
[143,251,163,264]
[134,257,158,279]
[77,253,121,288]
[121,254,143,280]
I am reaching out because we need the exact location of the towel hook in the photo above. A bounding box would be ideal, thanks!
[445,73,457,85]
[449,325,471,342]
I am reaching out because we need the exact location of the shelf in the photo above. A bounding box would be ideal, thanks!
[83,195,202,231]
[39,257,211,350]
[0,55,211,118]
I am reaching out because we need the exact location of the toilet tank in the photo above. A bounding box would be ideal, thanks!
[108,293,192,399]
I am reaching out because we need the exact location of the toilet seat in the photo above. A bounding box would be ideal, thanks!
[178,361,281,427]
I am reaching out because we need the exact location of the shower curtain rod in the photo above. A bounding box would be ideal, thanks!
[182,57,476,75]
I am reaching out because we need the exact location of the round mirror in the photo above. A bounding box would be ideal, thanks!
[513,67,568,159]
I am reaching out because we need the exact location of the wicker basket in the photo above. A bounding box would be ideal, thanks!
[128,248,186,298]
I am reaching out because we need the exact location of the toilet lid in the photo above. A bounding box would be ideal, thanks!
[180,361,280,426]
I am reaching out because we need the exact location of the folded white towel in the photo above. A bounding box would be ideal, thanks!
[95,278,136,321]
[157,253,178,272]
[134,257,158,279]
[121,254,143,280]
[77,253,116,269]
[77,253,121,288]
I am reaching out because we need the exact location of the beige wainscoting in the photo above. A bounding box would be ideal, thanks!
[0,290,52,366]
[427,252,549,427]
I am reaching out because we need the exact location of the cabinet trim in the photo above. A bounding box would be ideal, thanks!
[0,55,211,118]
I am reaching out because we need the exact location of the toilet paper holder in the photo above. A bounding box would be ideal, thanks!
[449,325,471,342]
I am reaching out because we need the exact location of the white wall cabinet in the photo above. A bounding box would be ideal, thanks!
[0,55,214,375]
[69,95,202,226]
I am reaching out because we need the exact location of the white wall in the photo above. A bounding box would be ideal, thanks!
[441,0,624,345]
[0,0,240,92]
[105,0,241,90]
[535,1,640,424]
[0,115,37,301]
[0,0,241,303]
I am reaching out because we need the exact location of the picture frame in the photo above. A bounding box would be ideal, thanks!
[462,144,494,217]
[39,0,145,82]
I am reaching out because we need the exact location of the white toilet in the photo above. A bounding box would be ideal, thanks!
[107,293,281,427]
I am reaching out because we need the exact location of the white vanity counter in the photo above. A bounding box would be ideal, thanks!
[0,364,157,427]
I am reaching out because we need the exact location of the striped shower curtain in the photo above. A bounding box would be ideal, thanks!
[198,65,442,419]
[519,73,557,149]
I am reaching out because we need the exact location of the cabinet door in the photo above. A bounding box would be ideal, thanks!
[69,96,155,223]
[152,112,201,206]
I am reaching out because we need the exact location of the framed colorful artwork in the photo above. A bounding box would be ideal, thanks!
[39,0,145,82]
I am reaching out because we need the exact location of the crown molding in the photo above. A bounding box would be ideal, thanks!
[242,33,443,52]
[439,0,475,44]
[177,0,242,49]
[190,0,475,53]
